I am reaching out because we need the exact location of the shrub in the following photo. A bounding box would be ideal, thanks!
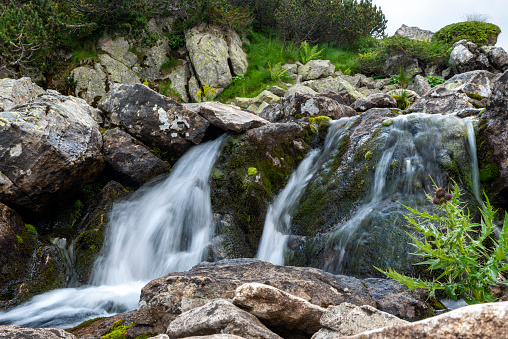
[432,21,501,46]
[377,184,508,304]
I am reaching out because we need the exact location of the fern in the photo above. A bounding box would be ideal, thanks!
[300,41,324,64]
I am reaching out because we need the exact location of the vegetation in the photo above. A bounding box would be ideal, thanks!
[433,21,501,46]
[101,319,132,339]
[299,41,324,64]
[377,184,508,305]
[425,75,445,88]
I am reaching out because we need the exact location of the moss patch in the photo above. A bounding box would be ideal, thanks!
[66,317,106,333]
[101,319,133,339]
[480,163,499,182]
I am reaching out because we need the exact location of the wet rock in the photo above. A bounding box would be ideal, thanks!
[0,325,77,338]
[127,259,435,337]
[103,128,169,187]
[233,283,324,336]
[260,93,356,123]
[226,30,248,76]
[186,25,232,97]
[312,302,408,339]
[98,83,209,158]
[194,102,269,133]
[407,70,499,114]
[0,91,104,215]
[168,62,190,103]
[393,24,434,41]
[167,299,282,339]
[351,93,397,112]
[0,77,44,112]
[347,301,508,339]
[71,63,108,106]
[298,60,335,81]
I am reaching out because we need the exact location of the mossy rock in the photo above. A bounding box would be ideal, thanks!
[480,163,499,183]
[433,21,501,46]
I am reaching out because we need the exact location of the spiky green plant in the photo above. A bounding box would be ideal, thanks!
[299,41,324,64]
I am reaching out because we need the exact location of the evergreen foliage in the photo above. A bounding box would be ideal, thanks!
[433,21,501,46]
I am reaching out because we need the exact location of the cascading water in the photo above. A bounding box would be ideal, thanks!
[256,118,357,264]
[0,136,225,328]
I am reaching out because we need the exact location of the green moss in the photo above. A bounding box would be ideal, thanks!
[365,151,373,161]
[466,92,486,101]
[101,319,132,339]
[16,235,23,244]
[248,167,258,176]
[382,119,393,126]
[24,224,37,235]
[66,317,106,333]
[480,163,499,182]
[308,116,332,123]
[134,335,156,339]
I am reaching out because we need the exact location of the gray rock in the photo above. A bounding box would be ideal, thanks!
[98,36,138,68]
[99,54,140,86]
[167,299,282,339]
[168,62,190,103]
[186,25,232,96]
[0,77,44,112]
[71,63,107,106]
[235,90,281,109]
[284,84,318,97]
[450,40,483,75]
[233,283,324,335]
[412,74,432,95]
[386,89,420,102]
[266,86,286,97]
[0,325,76,338]
[351,93,397,112]
[487,69,508,113]
[302,77,364,101]
[282,63,298,76]
[481,46,508,72]
[188,76,201,103]
[98,83,209,157]
[226,30,248,76]
[298,60,335,81]
[139,38,171,81]
[146,16,174,35]
[0,91,104,214]
[312,302,408,339]
[346,301,508,339]
[184,336,243,339]
[393,24,434,41]
[103,128,169,187]
[196,101,270,133]
[384,55,422,78]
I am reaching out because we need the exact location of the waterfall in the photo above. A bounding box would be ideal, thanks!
[256,118,356,264]
[0,136,225,328]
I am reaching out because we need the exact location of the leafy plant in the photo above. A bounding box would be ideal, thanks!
[299,41,324,64]
[168,32,185,49]
[425,75,445,88]
[392,90,411,110]
[377,184,508,305]
[197,82,216,102]
[248,167,258,176]
[267,61,287,82]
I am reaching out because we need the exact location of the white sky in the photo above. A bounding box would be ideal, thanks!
[372,0,508,50]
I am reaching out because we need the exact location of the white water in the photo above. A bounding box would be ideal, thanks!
[256,118,355,264]
[0,136,224,328]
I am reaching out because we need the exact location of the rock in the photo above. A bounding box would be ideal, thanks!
[312,302,408,339]
[386,89,420,103]
[139,38,171,81]
[0,91,104,215]
[127,259,435,337]
[186,25,232,96]
[167,299,282,339]
[233,283,324,336]
[71,63,107,106]
[384,55,422,78]
[69,311,136,339]
[347,301,508,339]
[411,75,432,95]
[103,128,169,187]
[393,24,434,41]
[407,70,499,114]
[266,86,286,97]
[284,84,318,97]
[183,336,243,339]
[195,102,269,133]
[0,203,35,306]
[351,93,397,112]
[98,83,209,158]
[260,93,356,123]
[481,46,508,72]
[168,62,190,103]
[99,54,140,86]
[0,325,77,338]
[98,36,138,68]
[302,77,364,101]
[487,69,508,113]
[450,42,479,74]
[188,76,201,103]
[226,30,248,76]
[298,60,335,81]
[235,90,282,109]
[282,63,299,76]
[0,77,44,112]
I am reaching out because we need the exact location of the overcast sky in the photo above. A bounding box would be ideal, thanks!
[372,0,507,50]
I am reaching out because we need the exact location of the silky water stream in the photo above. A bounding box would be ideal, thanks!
[0,136,225,328]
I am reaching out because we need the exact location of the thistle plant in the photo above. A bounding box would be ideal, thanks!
[377,184,508,305]
[299,41,324,64]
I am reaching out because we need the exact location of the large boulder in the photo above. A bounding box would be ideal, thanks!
[226,30,248,76]
[189,102,269,133]
[407,70,499,114]
[351,93,397,112]
[233,283,324,336]
[167,299,282,339]
[0,77,44,112]
[0,325,76,338]
[102,128,169,187]
[168,63,191,103]
[0,91,104,215]
[99,54,140,86]
[98,84,209,158]
[347,301,508,339]
[139,38,171,81]
[393,24,434,41]
[448,40,508,76]
[481,46,508,72]
[126,259,435,337]
[284,84,318,97]
[312,302,408,339]
[302,77,364,101]
[185,25,233,97]
[298,60,335,81]
[71,64,108,106]
[98,36,138,68]
[260,93,357,123]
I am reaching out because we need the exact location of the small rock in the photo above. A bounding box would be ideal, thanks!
[351,93,397,112]
[298,60,335,81]
[196,101,269,133]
